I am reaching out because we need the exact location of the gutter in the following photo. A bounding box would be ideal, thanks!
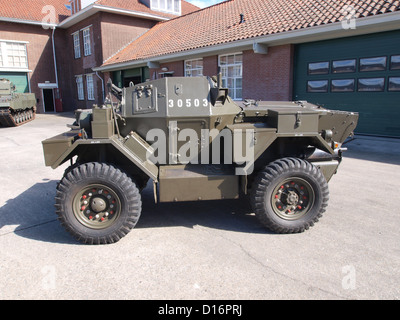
[94,10,400,72]
[0,16,56,28]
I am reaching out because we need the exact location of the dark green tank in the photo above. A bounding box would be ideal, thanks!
[0,78,36,127]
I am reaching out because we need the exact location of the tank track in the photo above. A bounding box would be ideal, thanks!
[0,107,36,127]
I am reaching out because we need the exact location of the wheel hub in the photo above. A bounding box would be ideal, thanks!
[271,178,315,220]
[73,184,121,229]
[91,197,107,213]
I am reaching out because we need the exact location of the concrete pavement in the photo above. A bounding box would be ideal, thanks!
[0,113,399,300]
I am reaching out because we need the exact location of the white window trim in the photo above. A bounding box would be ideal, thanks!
[218,52,243,100]
[185,58,203,77]
[72,31,81,59]
[0,41,29,70]
[150,0,181,15]
[76,75,84,100]
[86,74,95,100]
[82,27,91,56]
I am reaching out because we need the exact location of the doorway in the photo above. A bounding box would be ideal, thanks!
[43,89,55,112]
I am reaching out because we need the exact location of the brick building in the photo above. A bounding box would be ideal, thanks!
[0,0,198,113]
[1,0,400,136]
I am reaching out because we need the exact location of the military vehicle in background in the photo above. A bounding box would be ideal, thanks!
[42,75,358,244]
[0,78,36,127]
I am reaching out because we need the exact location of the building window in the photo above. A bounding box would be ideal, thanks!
[388,77,400,92]
[308,62,329,75]
[151,0,181,14]
[358,78,385,92]
[73,32,80,59]
[86,74,94,100]
[83,28,91,56]
[359,56,387,72]
[332,59,356,73]
[219,53,242,100]
[76,75,84,100]
[390,55,400,70]
[185,59,203,77]
[307,80,328,93]
[0,42,28,69]
[331,79,355,92]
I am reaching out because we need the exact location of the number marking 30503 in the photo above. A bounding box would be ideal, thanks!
[168,98,208,108]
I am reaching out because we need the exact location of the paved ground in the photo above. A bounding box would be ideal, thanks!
[0,113,399,300]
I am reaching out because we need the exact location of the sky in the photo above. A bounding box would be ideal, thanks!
[186,0,226,9]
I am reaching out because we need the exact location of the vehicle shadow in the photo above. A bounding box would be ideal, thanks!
[343,136,400,165]
[0,181,268,245]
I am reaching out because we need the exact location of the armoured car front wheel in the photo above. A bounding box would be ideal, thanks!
[251,158,329,233]
[55,162,142,244]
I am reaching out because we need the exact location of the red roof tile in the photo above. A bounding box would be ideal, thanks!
[0,0,70,23]
[103,0,400,67]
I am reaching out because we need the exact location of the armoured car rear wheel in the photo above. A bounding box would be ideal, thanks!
[251,158,329,233]
[55,162,142,244]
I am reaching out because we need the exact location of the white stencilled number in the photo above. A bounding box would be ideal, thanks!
[169,98,208,108]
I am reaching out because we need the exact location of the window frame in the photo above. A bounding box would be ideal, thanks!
[86,74,95,100]
[72,32,81,59]
[82,27,91,57]
[151,0,181,14]
[76,75,84,100]
[0,41,29,69]
[357,77,385,92]
[184,58,203,77]
[218,52,243,100]
[307,80,329,93]
[359,56,387,72]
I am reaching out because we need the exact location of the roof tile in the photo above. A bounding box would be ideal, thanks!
[103,0,400,67]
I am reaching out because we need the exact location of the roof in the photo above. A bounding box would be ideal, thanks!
[94,0,200,19]
[0,0,70,24]
[102,0,400,67]
[0,0,199,25]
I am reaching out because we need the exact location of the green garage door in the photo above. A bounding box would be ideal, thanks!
[293,30,400,137]
[0,72,29,93]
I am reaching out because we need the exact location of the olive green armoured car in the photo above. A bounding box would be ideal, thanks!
[42,76,358,244]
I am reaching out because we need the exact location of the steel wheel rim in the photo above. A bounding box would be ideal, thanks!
[271,177,315,220]
[73,184,122,229]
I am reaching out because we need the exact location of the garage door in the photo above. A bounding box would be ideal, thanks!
[0,72,29,93]
[293,30,400,137]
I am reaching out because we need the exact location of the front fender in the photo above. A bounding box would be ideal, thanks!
[42,131,159,181]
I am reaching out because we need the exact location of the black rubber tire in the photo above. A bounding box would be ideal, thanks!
[250,157,329,234]
[55,162,142,244]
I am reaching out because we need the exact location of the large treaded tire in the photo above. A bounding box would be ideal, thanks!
[55,162,141,244]
[250,158,329,234]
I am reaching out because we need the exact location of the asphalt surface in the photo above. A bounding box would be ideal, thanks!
[0,113,399,300]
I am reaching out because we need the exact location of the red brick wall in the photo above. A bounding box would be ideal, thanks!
[0,22,56,113]
[243,44,294,101]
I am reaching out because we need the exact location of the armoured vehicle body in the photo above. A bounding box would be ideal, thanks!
[42,76,358,244]
[0,79,36,127]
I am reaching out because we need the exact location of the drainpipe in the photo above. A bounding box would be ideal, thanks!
[51,26,59,88]
[95,71,105,102]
